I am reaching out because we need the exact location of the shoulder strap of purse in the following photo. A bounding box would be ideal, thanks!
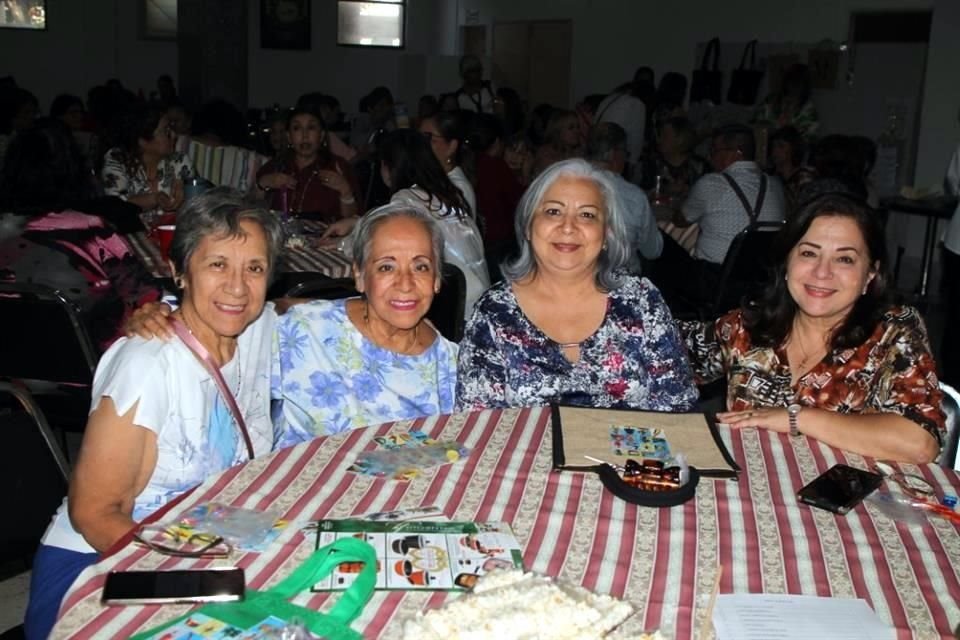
[738,39,758,70]
[721,172,767,224]
[170,316,255,460]
[702,37,720,71]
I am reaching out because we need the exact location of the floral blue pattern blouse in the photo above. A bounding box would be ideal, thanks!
[274,299,458,447]
[455,275,698,411]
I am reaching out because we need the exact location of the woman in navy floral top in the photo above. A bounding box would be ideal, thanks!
[456,158,697,411]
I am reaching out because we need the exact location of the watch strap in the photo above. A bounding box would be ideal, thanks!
[788,406,801,437]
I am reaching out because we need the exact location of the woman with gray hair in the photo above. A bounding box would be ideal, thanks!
[455,158,697,411]
[25,188,284,640]
[274,202,458,445]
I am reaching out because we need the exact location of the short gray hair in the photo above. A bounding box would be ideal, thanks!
[169,187,284,280]
[351,202,445,286]
[585,122,627,163]
[502,158,631,291]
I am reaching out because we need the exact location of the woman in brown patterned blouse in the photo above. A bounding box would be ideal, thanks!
[681,193,943,463]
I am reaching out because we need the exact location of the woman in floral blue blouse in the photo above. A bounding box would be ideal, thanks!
[456,158,697,411]
[274,202,458,445]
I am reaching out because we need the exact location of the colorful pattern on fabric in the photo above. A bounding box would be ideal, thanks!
[679,306,946,445]
[101,148,194,201]
[455,275,698,411]
[274,299,458,445]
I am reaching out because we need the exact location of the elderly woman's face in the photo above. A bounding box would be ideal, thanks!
[355,216,438,331]
[179,219,270,340]
[785,215,876,327]
[529,175,606,276]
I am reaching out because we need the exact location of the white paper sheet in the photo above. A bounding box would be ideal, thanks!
[712,594,896,640]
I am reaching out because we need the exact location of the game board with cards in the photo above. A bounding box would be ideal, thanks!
[310,520,523,592]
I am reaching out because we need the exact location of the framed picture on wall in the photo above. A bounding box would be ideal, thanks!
[261,0,310,50]
[0,0,46,30]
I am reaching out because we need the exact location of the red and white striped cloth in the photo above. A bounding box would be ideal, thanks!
[125,225,352,281]
[52,408,960,639]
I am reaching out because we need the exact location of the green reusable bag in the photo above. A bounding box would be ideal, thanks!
[130,537,377,640]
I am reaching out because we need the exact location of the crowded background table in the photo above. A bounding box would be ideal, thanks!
[125,218,353,281]
[51,407,960,639]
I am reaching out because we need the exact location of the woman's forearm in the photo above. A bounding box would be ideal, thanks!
[798,409,939,464]
[69,504,136,553]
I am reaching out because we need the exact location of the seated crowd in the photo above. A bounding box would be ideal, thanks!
[0,61,948,640]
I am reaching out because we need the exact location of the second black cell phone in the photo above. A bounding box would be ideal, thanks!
[101,567,245,606]
[797,463,883,515]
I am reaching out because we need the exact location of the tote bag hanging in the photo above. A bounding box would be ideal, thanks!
[131,537,377,640]
[690,37,723,105]
[727,40,764,105]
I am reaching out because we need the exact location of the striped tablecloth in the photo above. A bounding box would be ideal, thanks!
[52,408,960,639]
[126,219,352,281]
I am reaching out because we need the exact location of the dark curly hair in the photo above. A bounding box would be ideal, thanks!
[742,192,892,352]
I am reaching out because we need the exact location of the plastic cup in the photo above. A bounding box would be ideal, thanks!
[154,224,176,261]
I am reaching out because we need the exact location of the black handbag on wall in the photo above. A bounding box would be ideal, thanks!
[727,40,764,105]
[690,37,723,104]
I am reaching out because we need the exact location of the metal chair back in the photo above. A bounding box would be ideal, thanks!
[0,282,98,385]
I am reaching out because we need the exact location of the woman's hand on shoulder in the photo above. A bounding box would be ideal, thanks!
[717,407,789,433]
[125,301,174,339]
[273,297,310,315]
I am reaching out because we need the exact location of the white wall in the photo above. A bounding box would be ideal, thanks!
[454,0,933,105]
[915,0,960,188]
[0,0,176,110]
[246,0,448,112]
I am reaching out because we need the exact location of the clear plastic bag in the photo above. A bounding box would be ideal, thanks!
[181,502,282,550]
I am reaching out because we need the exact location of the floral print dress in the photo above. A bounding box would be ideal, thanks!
[455,275,698,411]
[680,307,945,445]
[273,299,458,446]
[101,147,194,202]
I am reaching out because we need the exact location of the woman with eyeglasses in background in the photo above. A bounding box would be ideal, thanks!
[100,102,194,213]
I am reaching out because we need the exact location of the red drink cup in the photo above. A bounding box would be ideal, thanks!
[154,224,176,261]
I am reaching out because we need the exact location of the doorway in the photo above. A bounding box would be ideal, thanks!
[491,20,572,109]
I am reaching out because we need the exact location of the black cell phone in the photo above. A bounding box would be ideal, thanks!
[101,567,245,605]
[797,464,883,515]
